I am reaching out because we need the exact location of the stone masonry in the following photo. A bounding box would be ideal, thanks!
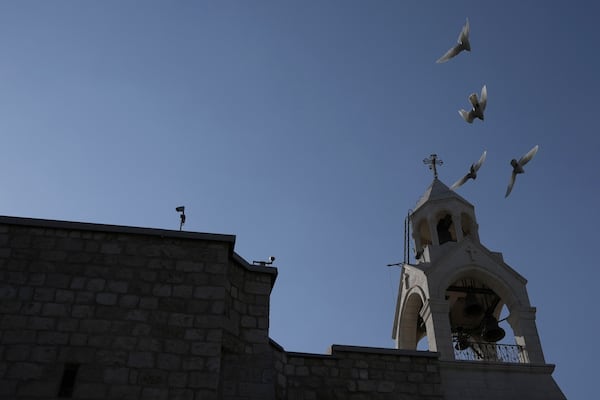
[1,215,561,399]
[0,216,443,399]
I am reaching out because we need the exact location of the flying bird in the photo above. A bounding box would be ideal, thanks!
[459,85,487,123]
[436,18,471,63]
[505,145,539,198]
[451,150,487,190]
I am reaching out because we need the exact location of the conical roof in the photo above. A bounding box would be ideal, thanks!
[414,178,473,211]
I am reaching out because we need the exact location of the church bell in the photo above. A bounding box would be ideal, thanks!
[463,292,484,317]
[481,315,506,342]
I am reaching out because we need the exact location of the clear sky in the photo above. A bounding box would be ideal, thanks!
[1,2,598,398]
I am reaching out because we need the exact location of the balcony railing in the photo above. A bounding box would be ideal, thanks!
[453,341,528,363]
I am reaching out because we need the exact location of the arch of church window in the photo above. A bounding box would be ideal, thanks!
[461,212,474,238]
[417,219,431,249]
[436,212,456,244]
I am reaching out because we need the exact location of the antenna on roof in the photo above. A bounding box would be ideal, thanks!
[175,206,186,231]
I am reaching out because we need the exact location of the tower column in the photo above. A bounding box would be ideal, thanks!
[452,213,463,241]
[427,217,440,246]
[507,306,546,364]
[420,299,454,360]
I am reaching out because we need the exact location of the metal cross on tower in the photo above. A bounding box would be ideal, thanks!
[423,154,443,178]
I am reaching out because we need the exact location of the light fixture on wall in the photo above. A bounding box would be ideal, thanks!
[175,206,186,231]
[253,256,275,266]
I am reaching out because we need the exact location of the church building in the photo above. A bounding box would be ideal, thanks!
[0,177,565,399]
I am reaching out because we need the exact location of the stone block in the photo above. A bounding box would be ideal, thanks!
[107,280,129,293]
[165,339,190,354]
[2,314,28,329]
[377,381,395,393]
[108,385,141,399]
[137,337,162,352]
[188,371,219,389]
[70,277,86,289]
[139,369,168,386]
[31,346,58,362]
[191,342,220,357]
[81,319,111,333]
[5,345,31,361]
[153,284,172,297]
[127,352,155,368]
[0,379,17,396]
[41,302,69,317]
[55,289,75,303]
[119,294,140,308]
[11,303,36,319]
[7,362,44,380]
[40,250,67,262]
[240,316,257,328]
[168,372,189,388]
[193,286,224,300]
[173,285,193,298]
[186,299,209,314]
[18,286,34,300]
[72,305,95,318]
[7,271,27,285]
[210,301,225,315]
[139,296,158,309]
[28,316,56,330]
[101,242,122,255]
[96,349,128,366]
[166,312,193,327]
[70,333,88,346]
[88,335,113,347]
[158,353,182,370]
[28,273,46,286]
[73,383,108,399]
[113,336,137,349]
[2,329,36,344]
[103,367,129,385]
[76,291,95,304]
[16,380,57,397]
[244,281,271,295]
[96,292,118,305]
[0,283,18,299]
[176,260,204,272]
[132,323,152,336]
[141,387,168,400]
[125,309,149,322]
[86,278,106,291]
[182,357,205,371]
[141,270,158,282]
[34,287,55,301]
[37,331,69,345]
[45,273,71,288]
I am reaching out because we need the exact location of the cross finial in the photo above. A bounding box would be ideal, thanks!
[423,154,443,178]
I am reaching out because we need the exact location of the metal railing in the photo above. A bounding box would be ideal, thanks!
[453,341,528,363]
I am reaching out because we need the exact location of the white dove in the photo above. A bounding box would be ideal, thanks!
[459,85,487,123]
[505,145,539,198]
[436,18,471,63]
[451,150,487,190]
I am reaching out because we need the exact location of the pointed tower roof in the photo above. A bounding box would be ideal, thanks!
[414,178,473,211]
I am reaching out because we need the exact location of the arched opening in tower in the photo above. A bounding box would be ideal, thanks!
[461,212,474,238]
[417,219,432,251]
[446,279,518,362]
[398,292,427,350]
[436,213,456,245]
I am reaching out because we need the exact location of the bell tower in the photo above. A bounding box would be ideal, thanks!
[392,177,547,364]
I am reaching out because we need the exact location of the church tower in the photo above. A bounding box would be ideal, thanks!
[392,174,565,399]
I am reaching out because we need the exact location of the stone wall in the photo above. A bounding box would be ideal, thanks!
[0,216,565,400]
[278,345,442,400]
[0,217,277,400]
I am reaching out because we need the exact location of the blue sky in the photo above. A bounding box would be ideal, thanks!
[1,2,599,398]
